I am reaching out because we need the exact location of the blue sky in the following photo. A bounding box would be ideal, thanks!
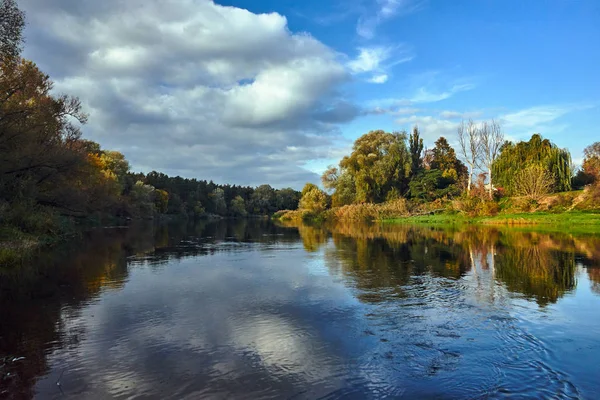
[20,0,600,187]
[256,0,600,168]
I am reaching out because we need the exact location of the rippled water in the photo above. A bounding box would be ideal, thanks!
[1,219,600,399]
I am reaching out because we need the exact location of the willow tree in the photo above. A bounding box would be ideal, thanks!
[492,134,572,195]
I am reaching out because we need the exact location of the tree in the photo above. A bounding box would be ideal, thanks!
[339,130,411,203]
[129,181,156,217]
[0,58,89,213]
[409,169,459,201]
[230,195,247,217]
[430,137,468,184]
[0,0,25,60]
[479,120,504,199]
[275,187,300,211]
[409,126,423,176]
[582,142,600,184]
[513,165,555,201]
[299,183,329,212]
[457,119,481,194]
[250,184,276,214]
[210,188,227,215]
[154,189,169,213]
[493,134,572,195]
[321,165,339,191]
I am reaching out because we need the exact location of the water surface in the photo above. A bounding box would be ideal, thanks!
[1,219,600,399]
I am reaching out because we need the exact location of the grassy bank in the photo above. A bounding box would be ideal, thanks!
[384,211,600,234]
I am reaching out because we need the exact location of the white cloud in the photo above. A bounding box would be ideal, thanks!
[500,106,572,129]
[346,45,413,84]
[20,0,360,188]
[439,110,484,119]
[357,0,424,39]
[347,46,392,73]
[495,104,596,143]
[395,107,421,115]
[395,115,457,143]
[411,83,475,103]
[392,104,596,150]
[368,74,388,83]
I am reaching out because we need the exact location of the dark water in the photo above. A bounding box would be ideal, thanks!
[1,220,600,399]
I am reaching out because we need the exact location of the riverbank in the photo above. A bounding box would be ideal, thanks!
[384,211,600,234]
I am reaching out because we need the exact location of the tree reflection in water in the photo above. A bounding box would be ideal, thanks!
[1,219,599,398]
[284,220,599,306]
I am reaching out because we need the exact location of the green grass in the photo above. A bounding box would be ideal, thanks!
[384,211,600,233]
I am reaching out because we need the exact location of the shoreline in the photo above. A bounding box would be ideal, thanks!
[382,211,600,234]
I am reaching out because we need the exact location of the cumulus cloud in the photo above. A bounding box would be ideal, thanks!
[19,0,360,188]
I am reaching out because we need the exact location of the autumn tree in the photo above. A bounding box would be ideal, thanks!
[0,57,90,215]
[299,183,329,212]
[154,189,169,213]
[321,165,355,206]
[582,142,600,184]
[321,165,339,192]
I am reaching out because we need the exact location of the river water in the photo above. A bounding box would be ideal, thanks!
[1,219,599,399]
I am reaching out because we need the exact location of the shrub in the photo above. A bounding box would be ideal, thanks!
[452,196,500,217]
[513,165,555,201]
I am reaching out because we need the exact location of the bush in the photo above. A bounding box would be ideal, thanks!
[452,196,499,217]
[330,199,410,221]
[513,165,554,201]
[513,197,539,212]
[574,184,600,210]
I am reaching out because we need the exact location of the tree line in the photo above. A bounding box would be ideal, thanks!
[296,123,599,215]
[0,0,300,241]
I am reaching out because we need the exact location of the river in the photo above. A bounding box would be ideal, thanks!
[1,219,599,399]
